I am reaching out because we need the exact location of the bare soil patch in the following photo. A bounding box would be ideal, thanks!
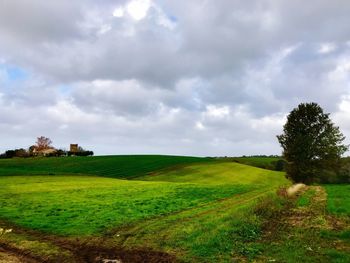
[0,250,22,263]
[0,244,40,263]
[0,224,176,263]
[1,241,176,263]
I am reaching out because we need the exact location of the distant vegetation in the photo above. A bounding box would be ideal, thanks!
[0,136,93,158]
[229,156,286,171]
[232,155,350,183]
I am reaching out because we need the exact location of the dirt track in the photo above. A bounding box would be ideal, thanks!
[0,250,22,263]
[0,243,176,263]
[1,234,176,263]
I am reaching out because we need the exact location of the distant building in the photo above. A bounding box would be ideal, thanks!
[32,147,57,156]
[40,148,57,156]
[70,144,78,153]
[68,144,93,157]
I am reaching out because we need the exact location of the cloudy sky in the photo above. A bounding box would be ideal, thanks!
[1,0,350,156]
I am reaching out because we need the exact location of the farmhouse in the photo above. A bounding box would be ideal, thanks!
[32,147,57,156]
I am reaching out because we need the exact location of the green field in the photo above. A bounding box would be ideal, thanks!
[324,184,350,215]
[140,162,285,186]
[323,185,350,262]
[0,162,287,236]
[0,155,211,178]
[0,155,348,262]
[0,175,253,235]
[0,156,290,261]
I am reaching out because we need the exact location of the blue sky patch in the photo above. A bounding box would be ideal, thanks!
[0,64,29,82]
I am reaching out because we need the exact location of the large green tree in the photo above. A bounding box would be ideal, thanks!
[277,102,348,184]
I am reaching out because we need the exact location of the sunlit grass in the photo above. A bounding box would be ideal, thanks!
[139,162,287,187]
[0,156,292,261]
[0,175,253,236]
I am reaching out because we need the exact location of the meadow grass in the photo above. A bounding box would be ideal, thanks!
[110,162,288,261]
[139,162,287,187]
[0,156,291,261]
[0,155,211,178]
[115,190,279,262]
[324,184,350,216]
[296,188,316,207]
[0,175,253,236]
[316,184,350,263]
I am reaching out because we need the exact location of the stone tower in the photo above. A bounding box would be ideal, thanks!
[70,144,78,152]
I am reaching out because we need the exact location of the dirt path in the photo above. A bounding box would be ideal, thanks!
[286,185,327,228]
[1,223,176,263]
[0,243,43,263]
[0,238,176,263]
[256,185,350,262]
[0,250,22,263]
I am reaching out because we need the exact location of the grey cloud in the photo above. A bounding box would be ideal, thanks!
[2,0,350,88]
[0,1,84,42]
[1,1,350,155]
[72,80,161,117]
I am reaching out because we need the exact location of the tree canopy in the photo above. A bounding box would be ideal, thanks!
[277,102,348,184]
[35,136,53,150]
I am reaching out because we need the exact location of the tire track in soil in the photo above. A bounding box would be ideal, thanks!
[1,230,176,263]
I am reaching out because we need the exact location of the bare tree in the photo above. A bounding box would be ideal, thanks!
[36,136,53,150]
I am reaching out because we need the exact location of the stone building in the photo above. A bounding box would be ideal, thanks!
[70,144,78,153]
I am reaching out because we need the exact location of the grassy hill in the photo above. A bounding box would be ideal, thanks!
[0,162,287,236]
[140,161,286,186]
[0,175,254,235]
[0,156,290,262]
[0,155,348,262]
[0,155,212,178]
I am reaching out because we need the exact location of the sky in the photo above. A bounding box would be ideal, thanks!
[0,0,350,156]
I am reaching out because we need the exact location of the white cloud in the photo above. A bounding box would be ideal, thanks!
[152,4,177,30]
[126,0,151,20]
[195,121,205,130]
[318,42,337,54]
[334,95,350,130]
[251,115,285,133]
[98,24,112,35]
[328,57,350,82]
[113,7,125,18]
[333,95,350,150]
[112,0,176,29]
[205,105,230,119]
